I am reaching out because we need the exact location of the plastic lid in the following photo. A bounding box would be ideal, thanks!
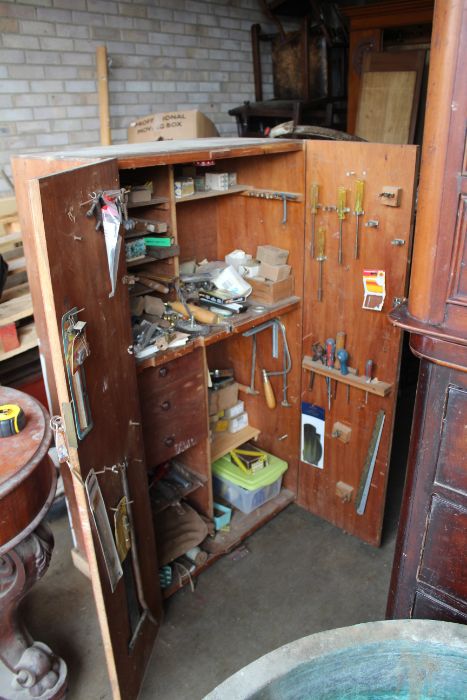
[212,451,287,490]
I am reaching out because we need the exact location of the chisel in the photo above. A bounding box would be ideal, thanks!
[325,337,335,410]
[337,348,350,403]
[334,331,346,400]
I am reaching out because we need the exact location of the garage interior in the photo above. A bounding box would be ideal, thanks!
[0,1,466,700]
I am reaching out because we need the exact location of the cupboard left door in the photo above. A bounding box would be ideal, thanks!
[27,159,162,700]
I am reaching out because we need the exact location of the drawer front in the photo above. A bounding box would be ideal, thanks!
[139,364,207,467]
[140,349,203,394]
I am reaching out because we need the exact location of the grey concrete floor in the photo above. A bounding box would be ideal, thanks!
[23,501,399,700]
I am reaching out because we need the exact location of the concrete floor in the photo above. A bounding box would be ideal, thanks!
[23,498,400,700]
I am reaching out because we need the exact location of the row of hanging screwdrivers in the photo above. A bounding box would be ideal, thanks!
[310,182,365,300]
[309,332,374,409]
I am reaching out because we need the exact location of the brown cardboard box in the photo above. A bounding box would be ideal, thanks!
[208,382,239,416]
[128,109,219,143]
[256,244,289,266]
[249,275,294,304]
[259,261,291,282]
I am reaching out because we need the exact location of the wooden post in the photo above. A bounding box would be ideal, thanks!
[96,45,111,146]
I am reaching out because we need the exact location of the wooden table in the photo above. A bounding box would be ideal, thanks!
[0,386,67,699]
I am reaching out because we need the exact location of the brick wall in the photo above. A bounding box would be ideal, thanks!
[0,0,290,196]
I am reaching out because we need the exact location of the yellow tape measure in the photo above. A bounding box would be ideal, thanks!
[0,404,26,438]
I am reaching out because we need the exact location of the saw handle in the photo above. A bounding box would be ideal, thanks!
[262,370,276,409]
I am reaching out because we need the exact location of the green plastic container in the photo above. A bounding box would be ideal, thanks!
[212,451,288,513]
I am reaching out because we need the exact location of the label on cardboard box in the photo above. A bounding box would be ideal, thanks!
[128,109,219,143]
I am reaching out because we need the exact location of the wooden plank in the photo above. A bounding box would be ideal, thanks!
[211,425,261,463]
[175,183,248,203]
[355,51,425,144]
[0,292,33,326]
[0,322,38,361]
[302,356,393,397]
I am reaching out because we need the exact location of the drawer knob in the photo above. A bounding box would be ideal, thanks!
[164,436,175,447]
[160,400,171,411]
[159,366,169,377]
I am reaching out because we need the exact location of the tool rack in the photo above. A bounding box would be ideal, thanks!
[13,137,417,699]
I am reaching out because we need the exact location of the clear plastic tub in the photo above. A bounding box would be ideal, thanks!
[212,473,283,514]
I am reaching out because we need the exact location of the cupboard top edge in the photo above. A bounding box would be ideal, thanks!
[13,138,303,169]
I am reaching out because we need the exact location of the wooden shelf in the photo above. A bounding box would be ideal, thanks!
[137,297,301,371]
[302,356,393,397]
[162,488,295,598]
[127,196,168,209]
[210,425,261,462]
[0,322,38,361]
[0,292,33,326]
[175,184,248,203]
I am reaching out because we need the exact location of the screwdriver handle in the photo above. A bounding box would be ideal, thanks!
[325,338,336,368]
[354,180,365,215]
[337,186,347,220]
[365,359,373,383]
[311,183,319,214]
[335,330,346,369]
[337,349,349,375]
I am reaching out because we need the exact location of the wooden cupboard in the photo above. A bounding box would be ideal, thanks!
[387,0,467,622]
[12,137,417,698]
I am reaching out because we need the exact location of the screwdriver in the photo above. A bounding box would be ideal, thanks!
[325,338,336,410]
[354,179,365,259]
[316,224,326,302]
[310,183,319,259]
[365,359,373,404]
[337,186,347,265]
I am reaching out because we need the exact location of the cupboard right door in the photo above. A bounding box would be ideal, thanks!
[299,142,418,545]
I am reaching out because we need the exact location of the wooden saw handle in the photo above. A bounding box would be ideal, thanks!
[262,370,276,409]
[168,301,217,325]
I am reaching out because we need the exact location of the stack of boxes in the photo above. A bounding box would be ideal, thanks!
[208,380,249,435]
[250,245,294,304]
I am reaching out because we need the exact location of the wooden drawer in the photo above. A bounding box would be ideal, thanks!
[141,349,203,392]
[138,354,207,467]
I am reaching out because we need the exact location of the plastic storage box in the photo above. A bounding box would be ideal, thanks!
[212,451,288,514]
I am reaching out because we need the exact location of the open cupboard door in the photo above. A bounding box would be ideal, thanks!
[27,159,162,699]
[299,141,418,545]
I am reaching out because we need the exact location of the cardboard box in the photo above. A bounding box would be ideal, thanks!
[174,177,194,199]
[128,109,219,143]
[249,275,294,304]
[128,186,152,204]
[259,261,291,282]
[208,381,239,416]
[256,245,289,266]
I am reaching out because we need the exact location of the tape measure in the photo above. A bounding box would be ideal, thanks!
[0,404,26,438]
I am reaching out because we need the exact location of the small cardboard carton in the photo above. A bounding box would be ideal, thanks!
[208,382,239,416]
[249,275,294,304]
[256,245,289,266]
[259,261,291,282]
[128,109,219,143]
